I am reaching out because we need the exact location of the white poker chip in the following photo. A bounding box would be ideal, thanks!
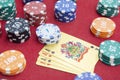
[36,23,61,44]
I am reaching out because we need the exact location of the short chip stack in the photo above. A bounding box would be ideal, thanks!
[36,23,61,45]
[99,40,120,66]
[96,0,119,17]
[23,0,43,4]
[23,1,47,26]
[74,72,102,80]
[0,50,26,75]
[0,0,17,20]
[5,17,31,43]
[54,0,77,23]
[90,17,116,38]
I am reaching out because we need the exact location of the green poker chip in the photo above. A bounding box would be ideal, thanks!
[119,0,120,6]
[100,40,120,60]
[99,53,120,66]
[0,0,16,20]
[99,40,120,66]
[0,10,17,20]
[99,0,119,8]
[96,0,119,17]
[99,57,120,66]
[0,0,14,9]
[99,49,120,62]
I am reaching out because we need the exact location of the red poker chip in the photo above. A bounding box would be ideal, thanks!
[23,1,47,26]
[23,1,47,16]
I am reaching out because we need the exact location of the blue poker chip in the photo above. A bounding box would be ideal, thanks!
[54,0,77,23]
[75,72,102,80]
[55,0,76,13]
[23,0,43,4]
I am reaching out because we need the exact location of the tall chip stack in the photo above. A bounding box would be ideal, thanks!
[36,23,61,45]
[90,17,116,38]
[23,1,47,26]
[99,40,120,66]
[0,0,17,20]
[54,0,77,23]
[0,50,26,75]
[5,18,31,43]
[96,0,119,17]
[23,0,43,4]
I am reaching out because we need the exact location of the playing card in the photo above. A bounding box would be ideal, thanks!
[36,54,80,74]
[40,49,86,73]
[37,32,99,74]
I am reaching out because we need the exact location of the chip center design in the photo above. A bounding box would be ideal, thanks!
[12,22,22,29]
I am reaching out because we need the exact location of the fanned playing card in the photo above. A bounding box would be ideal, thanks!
[37,51,80,74]
[36,32,99,74]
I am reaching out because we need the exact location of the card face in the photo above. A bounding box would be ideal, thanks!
[36,54,80,74]
[39,49,84,73]
[36,32,99,74]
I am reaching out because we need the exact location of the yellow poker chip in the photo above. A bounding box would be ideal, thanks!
[90,17,116,38]
[0,50,26,75]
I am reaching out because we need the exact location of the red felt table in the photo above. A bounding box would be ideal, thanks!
[0,0,120,80]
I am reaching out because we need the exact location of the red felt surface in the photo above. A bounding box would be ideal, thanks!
[0,0,120,80]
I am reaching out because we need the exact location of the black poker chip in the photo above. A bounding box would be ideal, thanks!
[5,17,31,43]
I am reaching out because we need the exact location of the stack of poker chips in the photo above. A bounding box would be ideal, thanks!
[23,0,43,4]
[99,40,120,66]
[0,0,17,20]
[36,23,61,45]
[74,72,102,80]
[90,17,116,38]
[5,17,31,43]
[23,1,47,26]
[96,0,119,17]
[0,50,26,75]
[54,0,77,23]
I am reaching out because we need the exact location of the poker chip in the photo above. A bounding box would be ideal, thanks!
[54,0,77,23]
[0,50,26,75]
[23,1,47,26]
[23,0,43,4]
[119,0,120,7]
[96,0,119,17]
[90,17,116,38]
[36,23,61,45]
[99,40,120,66]
[0,0,17,20]
[74,72,102,80]
[5,17,31,43]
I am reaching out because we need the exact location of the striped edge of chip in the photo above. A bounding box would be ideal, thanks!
[99,40,120,66]
[90,17,116,38]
